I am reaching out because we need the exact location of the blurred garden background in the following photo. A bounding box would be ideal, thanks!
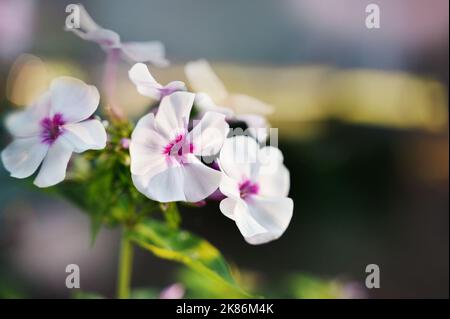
[0,0,448,298]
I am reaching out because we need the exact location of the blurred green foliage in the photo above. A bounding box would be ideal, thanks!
[128,218,250,298]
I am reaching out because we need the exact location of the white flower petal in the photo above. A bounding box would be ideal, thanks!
[129,114,168,176]
[5,111,40,138]
[33,138,74,187]
[130,145,168,177]
[233,199,267,239]
[5,92,51,138]
[182,159,222,202]
[219,170,240,199]
[219,136,260,181]
[49,77,100,123]
[130,113,170,176]
[68,4,121,48]
[155,92,195,140]
[242,196,293,245]
[68,5,120,47]
[257,146,290,197]
[63,119,107,153]
[129,63,159,85]
[227,94,274,115]
[128,64,185,99]
[185,59,228,102]
[128,63,162,99]
[258,165,290,198]
[1,137,48,178]
[131,113,168,149]
[259,146,284,165]
[219,197,238,220]
[132,165,185,202]
[121,41,169,66]
[188,111,229,156]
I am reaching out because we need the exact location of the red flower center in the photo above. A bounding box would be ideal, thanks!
[162,134,194,157]
[239,179,259,199]
[40,113,65,145]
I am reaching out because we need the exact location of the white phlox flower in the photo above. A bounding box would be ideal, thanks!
[67,4,168,66]
[218,136,293,245]
[1,77,107,187]
[130,91,229,203]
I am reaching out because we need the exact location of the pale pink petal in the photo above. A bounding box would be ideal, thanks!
[257,147,290,197]
[259,146,284,164]
[130,115,169,177]
[130,144,168,177]
[188,111,229,156]
[5,111,40,138]
[1,137,48,178]
[121,41,169,66]
[129,113,169,176]
[219,136,260,181]
[219,173,240,199]
[130,113,168,150]
[159,283,185,299]
[242,196,293,245]
[5,92,51,138]
[62,119,107,153]
[33,138,74,187]
[132,165,185,202]
[155,92,195,140]
[258,165,290,198]
[233,200,267,240]
[185,60,228,102]
[128,63,162,99]
[49,77,100,123]
[219,197,238,220]
[182,159,222,202]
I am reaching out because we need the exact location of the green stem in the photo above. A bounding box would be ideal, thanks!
[117,228,134,299]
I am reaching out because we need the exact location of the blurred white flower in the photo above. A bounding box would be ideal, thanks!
[185,59,274,142]
[219,136,293,245]
[1,77,107,187]
[66,4,168,66]
[159,283,185,299]
[130,92,229,202]
[129,63,186,101]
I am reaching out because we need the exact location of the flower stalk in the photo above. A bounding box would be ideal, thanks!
[117,228,134,299]
[103,49,125,122]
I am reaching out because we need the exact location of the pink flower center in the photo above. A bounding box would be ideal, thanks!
[162,134,194,158]
[239,179,259,199]
[40,113,65,145]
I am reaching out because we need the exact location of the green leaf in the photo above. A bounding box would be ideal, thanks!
[130,287,159,299]
[288,274,348,299]
[127,218,251,298]
[178,268,255,299]
[72,291,105,299]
